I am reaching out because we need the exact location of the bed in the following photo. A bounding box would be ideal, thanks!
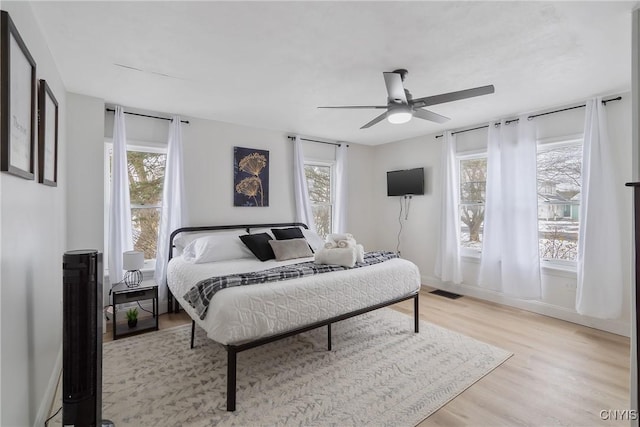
[166,222,421,411]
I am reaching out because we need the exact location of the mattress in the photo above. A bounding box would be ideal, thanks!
[167,255,421,345]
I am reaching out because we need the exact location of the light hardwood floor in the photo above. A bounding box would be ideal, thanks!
[106,289,630,426]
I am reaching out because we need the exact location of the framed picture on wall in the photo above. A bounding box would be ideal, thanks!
[0,11,36,180]
[38,79,58,186]
[233,146,269,207]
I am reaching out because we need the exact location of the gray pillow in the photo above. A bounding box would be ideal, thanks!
[268,238,313,261]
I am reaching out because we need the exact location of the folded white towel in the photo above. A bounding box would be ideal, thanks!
[324,241,337,249]
[337,239,355,249]
[327,233,354,244]
[314,247,357,268]
[356,244,365,263]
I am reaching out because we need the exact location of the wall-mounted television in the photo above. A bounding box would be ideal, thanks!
[387,167,424,196]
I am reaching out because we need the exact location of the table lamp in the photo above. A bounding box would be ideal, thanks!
[123,250,144,288]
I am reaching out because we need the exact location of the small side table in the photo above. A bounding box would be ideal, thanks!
[112,283,159,340]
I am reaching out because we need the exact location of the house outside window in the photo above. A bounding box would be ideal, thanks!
[457,138,582,265]
[304,162,333,238]
[106,143,166,263]
[536,141,582,263]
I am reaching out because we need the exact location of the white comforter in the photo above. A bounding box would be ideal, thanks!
[167,255,421,345]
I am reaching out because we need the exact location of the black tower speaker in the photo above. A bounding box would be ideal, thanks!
[62,250,104,427]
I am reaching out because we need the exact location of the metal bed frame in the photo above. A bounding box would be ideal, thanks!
[167,223,420,411]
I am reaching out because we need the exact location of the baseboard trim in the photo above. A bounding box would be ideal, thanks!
[34,345,62,427]
[421,276,630,337]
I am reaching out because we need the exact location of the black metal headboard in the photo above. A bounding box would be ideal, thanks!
[168,222,309,262]
[166,222,308,313]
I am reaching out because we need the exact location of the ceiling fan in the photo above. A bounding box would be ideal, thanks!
[318,69,495,129]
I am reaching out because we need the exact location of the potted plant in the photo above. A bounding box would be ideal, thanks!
[126,308,138,328]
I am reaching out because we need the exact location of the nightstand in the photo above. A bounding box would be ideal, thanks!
[112,283,159,340]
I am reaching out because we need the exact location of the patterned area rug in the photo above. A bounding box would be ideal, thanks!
[54,309,512,426]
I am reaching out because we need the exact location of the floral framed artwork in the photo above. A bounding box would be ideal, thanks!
[38,79,58,186]
[0,11,36,180]
[234,146,269,207]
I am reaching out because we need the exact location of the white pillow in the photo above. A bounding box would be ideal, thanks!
[174,230,243,253]
[174,232,202,250]
[246,227,275,237]
[301,229,326,252]
[183,234,254,263]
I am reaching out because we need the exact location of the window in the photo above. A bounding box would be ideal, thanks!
[537,141,582,263]
[304,162,333,238]
[459,155,487,253]
[457,139,582,265]
[106,144,166,261]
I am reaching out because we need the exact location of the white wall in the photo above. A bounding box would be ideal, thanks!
[0,2,67,426]
[343,142,377,250]
[181,129,375,246]
[104,111,378,244]
[373,134,440,261]
[182,119,296,225]
[66,93,105,251]
[372,95,633,336]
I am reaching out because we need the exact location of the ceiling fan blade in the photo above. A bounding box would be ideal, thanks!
[318,105,387,109]
[413,108,450,124]
[383,72,407,103]
[360,112,388,129]
[411,84,495,108]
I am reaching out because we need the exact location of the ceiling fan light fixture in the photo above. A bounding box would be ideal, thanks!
[387,105,412,124]
[319,68,493,129]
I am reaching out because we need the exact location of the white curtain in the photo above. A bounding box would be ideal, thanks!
[434,131,462,284]
[154,116,187,303]
[333,143,348,233]
[293,136,316,231]
[576,98,623,318]
[108,106,133,284]
[479,118,541,298]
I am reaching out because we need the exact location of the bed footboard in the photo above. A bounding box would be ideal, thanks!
[209,291,420,412]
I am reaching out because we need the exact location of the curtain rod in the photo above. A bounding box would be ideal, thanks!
[287,136,348,147]
[434,96,622,139]
[105,108,190,124]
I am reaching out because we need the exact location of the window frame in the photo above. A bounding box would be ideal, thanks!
[455,136,583,272]
[104,139,167,271]
[457,149,487,258]
[303,159,335,237]
[536,135,583,270]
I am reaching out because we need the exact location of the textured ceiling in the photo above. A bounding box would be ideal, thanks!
[30,1,634,145]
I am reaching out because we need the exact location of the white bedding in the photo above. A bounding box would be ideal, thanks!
[167,255,421,345]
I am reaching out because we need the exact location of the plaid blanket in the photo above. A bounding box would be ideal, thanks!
[184,251,399,320]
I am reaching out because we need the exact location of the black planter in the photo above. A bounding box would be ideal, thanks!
[128,319,137,328]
